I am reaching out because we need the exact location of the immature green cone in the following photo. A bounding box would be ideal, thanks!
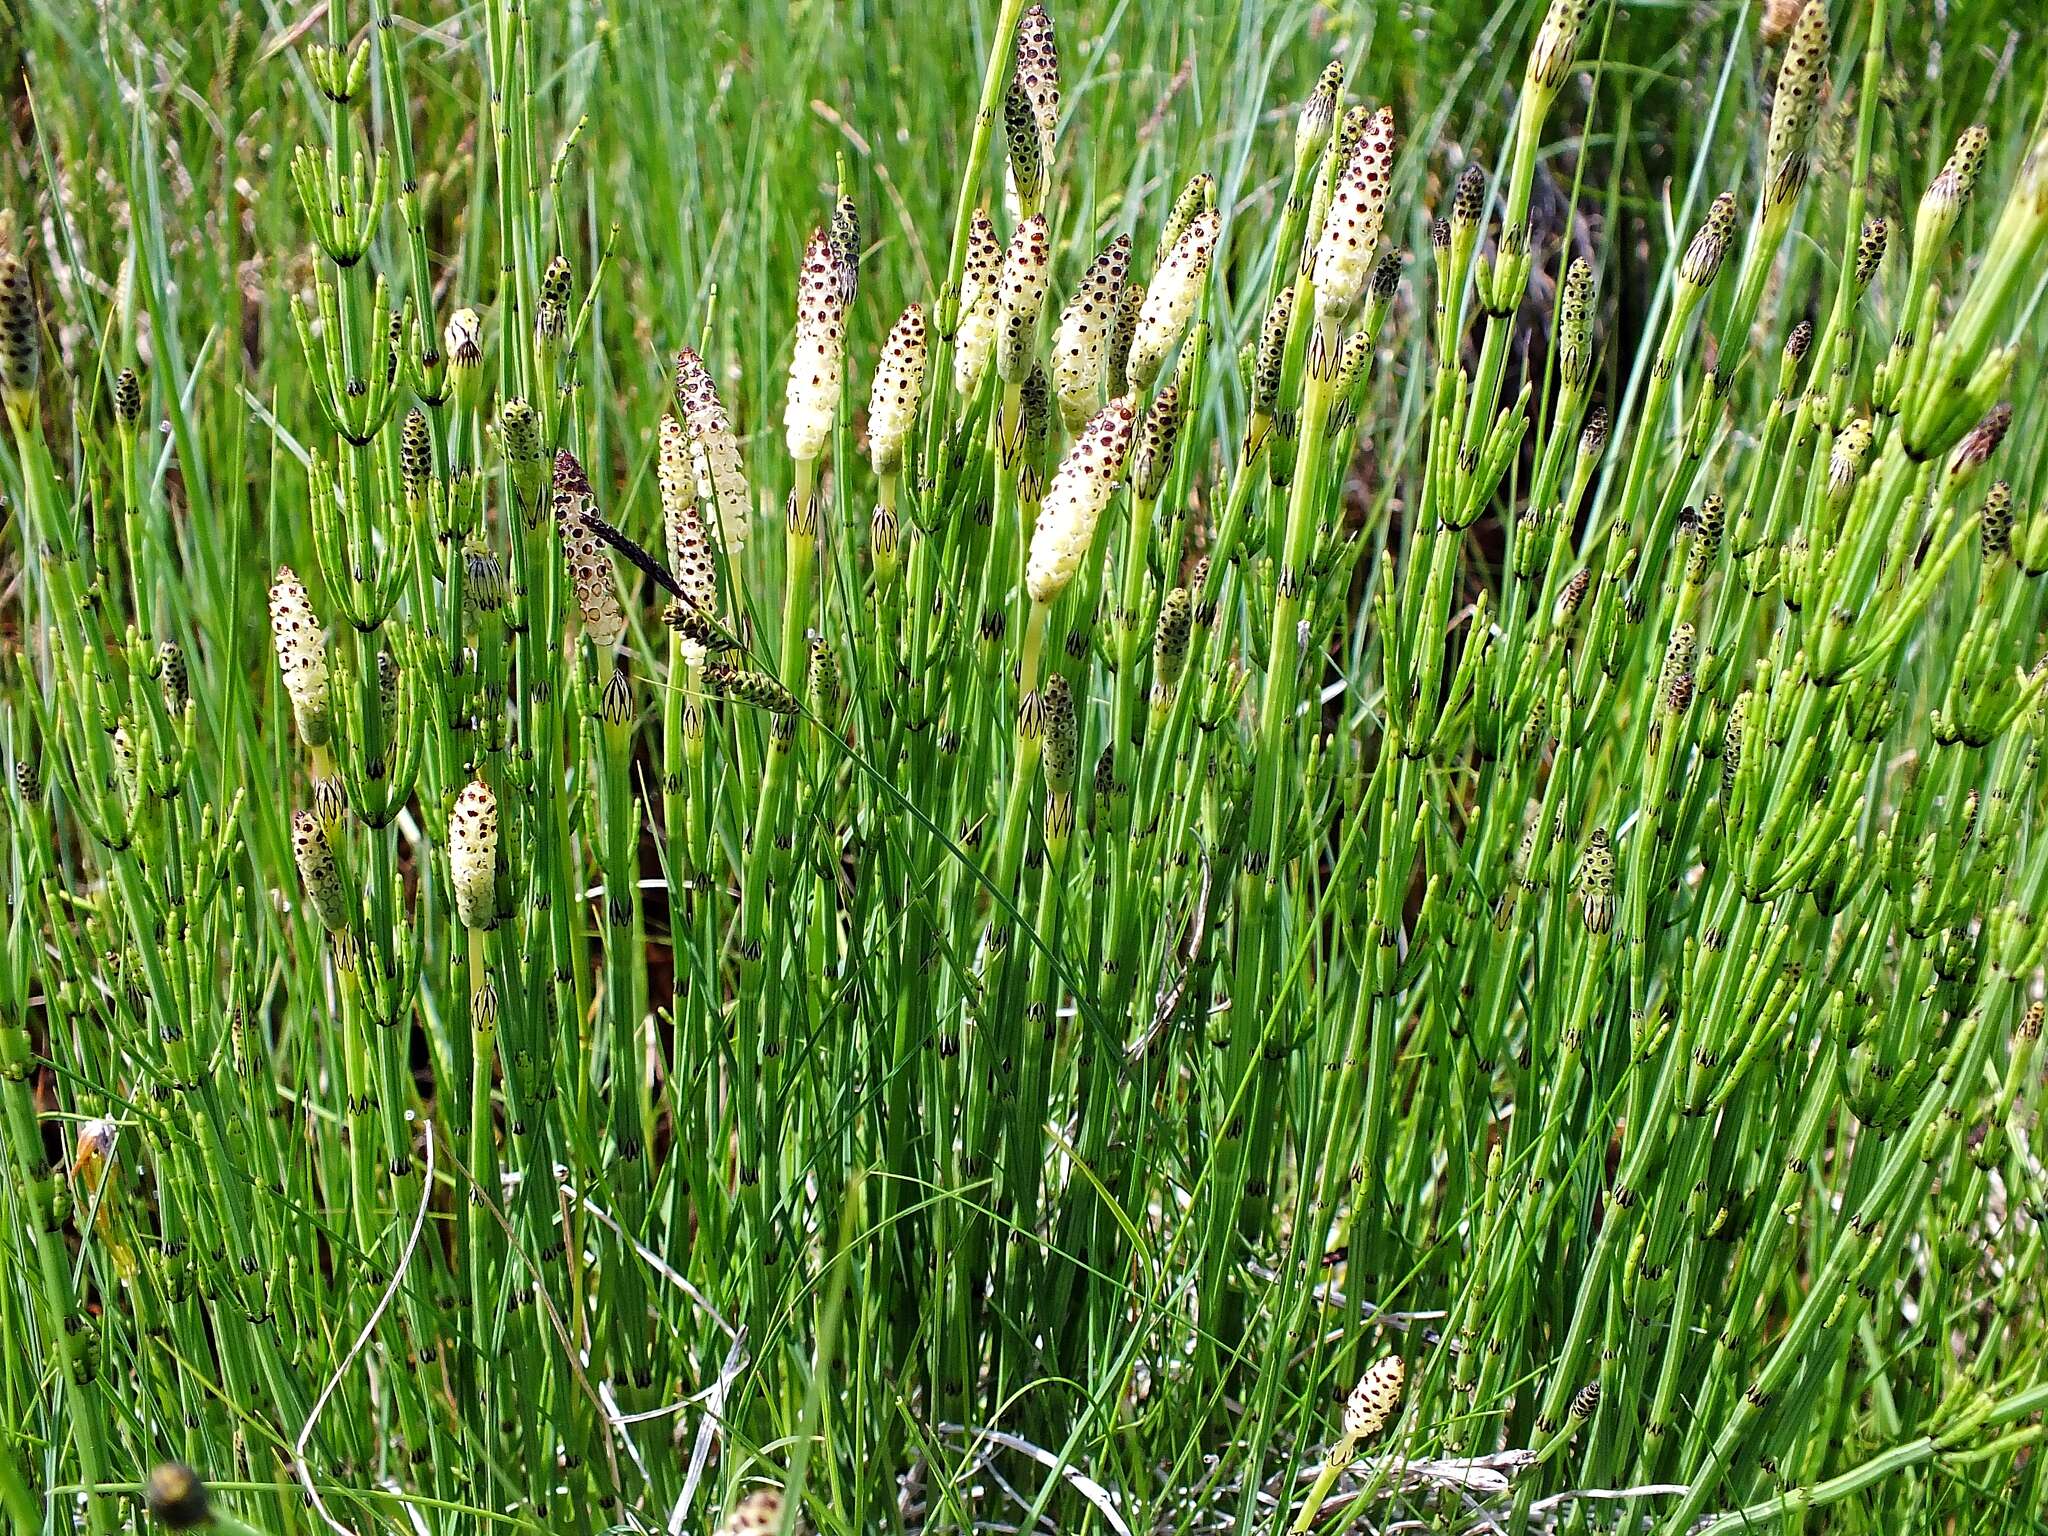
[1853,216,1888,288]
[1250,286,1295,419]
[1773,321,1813,404]
[1365,251,1401,332]
[1004,80,1044,210]
[1763,1,1830,211]
[500,396,545,508]
[1130,384,1183,502]
[1129,207,1220,394]
[1026,396,1139,604]
[1013,3,1061,170]
[806,635,841,722]
[552,450,627,649]
[657,415,718,617]
[829,193,862,306]
[1311,106,1396,327]
[144,1463,210,1531]
[674,347,753,561]
[377,653,401,734]
[1053,234,1132,430]
[705,661,801,715]
[292,810,351,933]
[1577,397,1610,455]
[1685,493,1726,585]
[385,306,409,391]
[1296,60,1343,166]
[1513,507,1546,580]
[1979,481,2014,562]
[1040,678,1079,848]
[1334,104,1371,170]
[786,226,852,462]
[1827,417,1874,502]
[0,247,39,414]
[112,366,142,428]
[1720,691,1749,792]
[1558,258,1594,392]
[1155,172,1215,266]
[1578,827,1616,934]
[445,306,484,409]
[449,780,498,931]
[1091,742,1117,805]
[952,209,1003,395]
[1912,124,1990,274]
[1679,192,1739,291]
[995,214,1053,385]
[1153,586,1193,691]
[1342,1355,1405,1444]
[1659,623,1698,714]
[400,407,433,503]
[111,725,139,804]
[1106,278,1145,399]
[157,641,189,716]
[536,255,572,344]
[868,303,928,477]
[269,565,333,749]
[1527,0,1593,95]
[1040,673,1078,791]
[1450,163,1486,237]
[1022,365,1052,472]
[1331,330,1373,406]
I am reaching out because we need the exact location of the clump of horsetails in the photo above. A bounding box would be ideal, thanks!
[4,0,2047,1531]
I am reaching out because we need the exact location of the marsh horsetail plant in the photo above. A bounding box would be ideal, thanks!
[5,0,2048,1532]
